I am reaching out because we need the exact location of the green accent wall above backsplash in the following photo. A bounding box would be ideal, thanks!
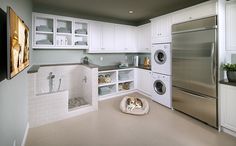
[231,54,236,63]
[32,49,150,66]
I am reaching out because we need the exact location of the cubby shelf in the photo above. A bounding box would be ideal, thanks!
[98,69,135,99]
[118,80,134,84]
[98,82,116,87]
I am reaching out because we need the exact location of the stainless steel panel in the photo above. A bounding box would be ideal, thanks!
[172,29,217,98]
[172,16,217,34]
[172,86,217,128]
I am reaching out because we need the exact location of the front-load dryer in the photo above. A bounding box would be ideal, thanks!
[151,72,172,108]
[151,44,171,75]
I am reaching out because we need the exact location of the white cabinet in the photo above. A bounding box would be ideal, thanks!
[101,22,115,51]
[114,25,137,52]
[89,21,102,52]
[220,84,236,133]
[151,14,172,44]
[89,23,137,53]
[172,1,217,24]
[32,13,89,49]
[137,69,152,95]
[137,23,151,52]
[126,26,137,52]
[115,24,127,51]
[226,1,236,51]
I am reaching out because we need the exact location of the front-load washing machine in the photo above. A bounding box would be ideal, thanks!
[151,72,172,108]
[151,44,171,75]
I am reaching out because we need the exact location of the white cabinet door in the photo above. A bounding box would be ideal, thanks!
[126,26,137,52]
[151,15,172,44]
[226,1,236,51]
[137,69,152,95]
[89,21,102,52]
[115,25,137,52]
[115,24,126,51]
[101,22,115,51]
[172,1,217,24]
[137,23,151,52]
[220,84,236,132]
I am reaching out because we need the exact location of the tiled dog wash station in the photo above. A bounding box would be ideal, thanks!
[28,64,98,127]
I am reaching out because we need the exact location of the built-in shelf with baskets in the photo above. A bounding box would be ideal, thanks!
[118,81,134,92]
[33,13,89,49]
[98,68,135,99]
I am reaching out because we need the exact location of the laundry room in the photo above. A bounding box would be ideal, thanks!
[1,0,236,146]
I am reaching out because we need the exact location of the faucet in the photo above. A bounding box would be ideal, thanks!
[47,72,55,93]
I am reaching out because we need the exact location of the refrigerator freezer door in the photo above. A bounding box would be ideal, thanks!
[173,86,217,128]
[172,29,217,98]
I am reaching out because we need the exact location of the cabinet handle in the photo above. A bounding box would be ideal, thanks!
[189,17,192,19]
[101,48,105,50]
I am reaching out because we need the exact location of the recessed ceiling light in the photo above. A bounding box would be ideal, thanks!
[129,10,134,14]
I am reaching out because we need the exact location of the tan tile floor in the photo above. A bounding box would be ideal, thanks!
[26,93,236,146]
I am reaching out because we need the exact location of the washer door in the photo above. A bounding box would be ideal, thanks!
[153,80,166,95]
[154,50,166,64]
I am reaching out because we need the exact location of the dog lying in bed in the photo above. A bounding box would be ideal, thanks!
[126,96,143,111]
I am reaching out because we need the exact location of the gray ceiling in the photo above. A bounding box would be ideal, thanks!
[33,0,209,25]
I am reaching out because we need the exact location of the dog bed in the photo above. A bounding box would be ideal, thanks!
[120,96,150,115]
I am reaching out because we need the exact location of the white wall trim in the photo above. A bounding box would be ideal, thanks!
[222,127,236,137]
[21,122,29,146]
[98,89,152,102]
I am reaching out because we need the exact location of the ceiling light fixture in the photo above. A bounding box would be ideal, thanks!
[129,10,134,14]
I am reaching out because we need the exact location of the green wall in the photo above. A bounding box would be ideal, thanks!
[231,54,236,63]
[0,0,32,146]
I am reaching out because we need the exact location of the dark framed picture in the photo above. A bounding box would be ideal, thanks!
[0,8,7,81]
[7,7,29,79]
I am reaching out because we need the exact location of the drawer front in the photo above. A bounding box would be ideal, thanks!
[173,86,217,127]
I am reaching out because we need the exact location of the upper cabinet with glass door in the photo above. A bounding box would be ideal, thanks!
[32,13,89,49]
[33,14,54,48]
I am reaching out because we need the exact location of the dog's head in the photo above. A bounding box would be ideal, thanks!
[127,97,136,105]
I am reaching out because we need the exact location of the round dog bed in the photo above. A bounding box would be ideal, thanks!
[120,96,150,115]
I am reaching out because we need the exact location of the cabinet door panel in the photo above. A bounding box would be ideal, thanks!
[221,85,236,132]
[137,69,152,95]
[115,24,126,51]
[172,1,216,24]
[226,2,236,51]
[126,26,137,51]
[101,23,115,51]
[151,15,171,44]
[90,21,101,51]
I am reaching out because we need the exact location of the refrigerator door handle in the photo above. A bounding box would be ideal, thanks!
[211,43,216,84]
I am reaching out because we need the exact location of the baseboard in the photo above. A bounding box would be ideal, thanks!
[222,127,236,137]
[21,122,29,146]
[98,89,137,101]
[98,89,153,102]
[136,90,152,99]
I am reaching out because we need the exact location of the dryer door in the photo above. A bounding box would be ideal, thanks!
[154,50,167,65]
[153,80,166,95]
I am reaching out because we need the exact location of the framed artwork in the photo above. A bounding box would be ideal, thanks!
[7,7,29,79]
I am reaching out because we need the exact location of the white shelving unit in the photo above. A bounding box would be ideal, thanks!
[32,13,89,49]
[98,69,135,99]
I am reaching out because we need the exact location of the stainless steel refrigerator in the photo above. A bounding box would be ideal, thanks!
[172,16,218,128]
